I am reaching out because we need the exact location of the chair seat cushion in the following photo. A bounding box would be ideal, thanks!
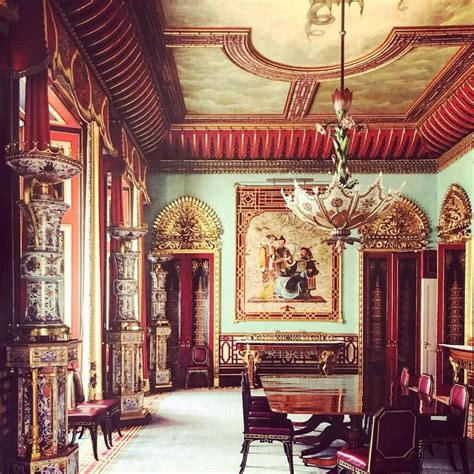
[68,406,107,422]
[249,409,287,420]
[81,399,120,410]
[187,367,209,373]
[248,422,293,436]
[337,447,369,470]
[337,447,416,473]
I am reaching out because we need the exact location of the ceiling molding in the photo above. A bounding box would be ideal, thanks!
[53,0,170,154]
[165,26,474,82]
[151,158,437,175]
[437,132,474,172]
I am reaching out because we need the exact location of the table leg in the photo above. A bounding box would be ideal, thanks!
[300,417,347,457]
[294,414,332,436]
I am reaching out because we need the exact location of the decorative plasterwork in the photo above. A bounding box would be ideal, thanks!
[51,0,169,153]
[437,132,474,172]
[165,27,473,82]
[438,184,472,243]
[152,197,223,250]
[152,158,437,175]
[164,126,428,161]
[359,197,430,250]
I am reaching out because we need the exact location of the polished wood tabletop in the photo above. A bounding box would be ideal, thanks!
[260,374,459,417]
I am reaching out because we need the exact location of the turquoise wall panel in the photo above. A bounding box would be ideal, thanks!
[145,171,439,335]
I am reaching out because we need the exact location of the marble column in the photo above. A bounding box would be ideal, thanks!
[148,254,172,389]
[106,225,149,423]
[5,143,82,473]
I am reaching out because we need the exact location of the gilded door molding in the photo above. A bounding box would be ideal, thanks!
[150,196,222,386]
[359,196,430,250]
[438,184,472,244]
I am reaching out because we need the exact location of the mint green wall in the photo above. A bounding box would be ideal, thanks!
[145,171,439,335]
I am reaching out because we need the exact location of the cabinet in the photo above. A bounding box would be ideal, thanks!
[436,243,466,395]
[362,252,421,381]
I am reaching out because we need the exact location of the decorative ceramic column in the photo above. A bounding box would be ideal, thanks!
[106,225,149,423]
[4,143,82,473]
[148,254,172,389]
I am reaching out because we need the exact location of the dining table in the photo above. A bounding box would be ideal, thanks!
[260,373,463,470]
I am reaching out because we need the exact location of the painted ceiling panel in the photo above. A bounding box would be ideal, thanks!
[162,0,472,67]
[311,46,460,115]
[173,48,290,114]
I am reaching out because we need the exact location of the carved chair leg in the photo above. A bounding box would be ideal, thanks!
[106,415,113,447]
[100,420,111,449]
[446,442,457,471]
[239,438,251,474]
[418,442,425,471]
[459,440,470,474]
[78,426,86,439]
[69,426,78,446]
[283,440,294,474]
[114,412,123,437]
[89,424,99,461]
[427,442,435,457]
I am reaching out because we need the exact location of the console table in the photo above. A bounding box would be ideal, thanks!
[439,344,474,385]
[236,340,345,387]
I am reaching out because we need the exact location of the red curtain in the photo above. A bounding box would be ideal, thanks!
[24,69,50,150]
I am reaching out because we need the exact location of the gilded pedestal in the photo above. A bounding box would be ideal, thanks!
[4,143,82,473]
[106,226,149,423]
[148,255,172,389]
[5,341,80,474]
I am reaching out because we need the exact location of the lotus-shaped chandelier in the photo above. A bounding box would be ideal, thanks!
[283,1,404,252]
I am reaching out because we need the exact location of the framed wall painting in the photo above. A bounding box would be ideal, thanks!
[235,185,342,322]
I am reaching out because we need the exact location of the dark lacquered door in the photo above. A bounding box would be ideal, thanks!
[363,252,421,381]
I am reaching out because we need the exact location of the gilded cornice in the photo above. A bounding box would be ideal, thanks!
[152,159,437,175]
[437,133,474,172]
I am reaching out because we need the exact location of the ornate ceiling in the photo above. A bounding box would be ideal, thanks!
[53,0,473,166]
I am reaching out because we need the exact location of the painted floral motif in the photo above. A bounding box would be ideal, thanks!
[40,351,58,363]
[6,148,82,184]
[38,373,53,452]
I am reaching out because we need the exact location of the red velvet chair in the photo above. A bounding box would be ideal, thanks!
[419,383,471,474]
[70,369,122,449]
[240,375,294,474]
[417,373,434,398]
[400,366,410,387]
[68,406,110,461]
[337,408,418,473]
[186,345,211,389]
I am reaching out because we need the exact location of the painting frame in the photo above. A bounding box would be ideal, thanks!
[235,185,342,322]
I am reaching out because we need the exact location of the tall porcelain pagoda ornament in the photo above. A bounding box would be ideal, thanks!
[106,224,150,423]
[283,1,404,251]
[148,254,173,389]
[5,142,82,473]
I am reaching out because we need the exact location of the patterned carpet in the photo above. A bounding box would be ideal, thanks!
[77,393,169,473]
[75,389,474,473]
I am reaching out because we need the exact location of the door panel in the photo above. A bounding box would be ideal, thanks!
[363,252,421,382]
[164,253,214,387]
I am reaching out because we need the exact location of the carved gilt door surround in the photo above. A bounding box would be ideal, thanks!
[149,196,223,387]
[359,197,430,381]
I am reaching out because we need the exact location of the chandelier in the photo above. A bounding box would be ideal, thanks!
[283,0,404,252]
